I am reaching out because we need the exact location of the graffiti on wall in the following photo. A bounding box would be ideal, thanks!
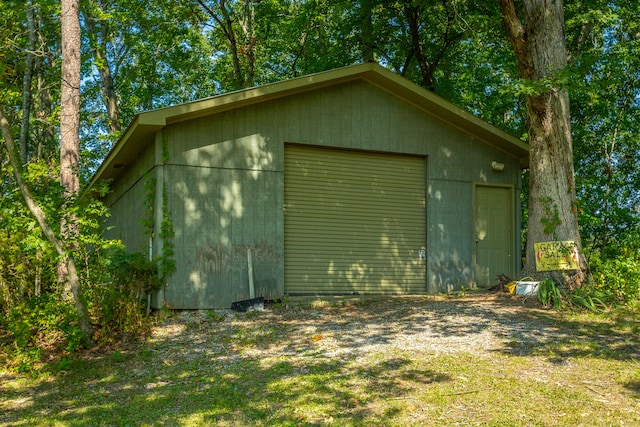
[195,241,281,274]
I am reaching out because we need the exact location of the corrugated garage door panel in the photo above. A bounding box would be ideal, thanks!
[284,145,426,294]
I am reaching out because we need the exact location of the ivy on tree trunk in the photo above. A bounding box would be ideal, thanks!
[500,0,591,288]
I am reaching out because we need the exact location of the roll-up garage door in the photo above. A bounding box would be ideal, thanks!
[284,145,426,294]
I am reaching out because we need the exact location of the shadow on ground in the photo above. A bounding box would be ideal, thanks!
[2,293,639,426]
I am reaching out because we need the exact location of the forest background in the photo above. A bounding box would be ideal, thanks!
[0,0,639,370]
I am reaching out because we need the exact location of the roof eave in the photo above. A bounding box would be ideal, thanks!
[89,62,530,189]
[359,65,530,160]
[89,64,378,189]
[87,115,164,189]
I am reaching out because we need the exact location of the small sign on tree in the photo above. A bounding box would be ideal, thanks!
[534,241,579,271]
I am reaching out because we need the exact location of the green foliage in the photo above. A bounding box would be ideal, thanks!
[139,170,175,283]
[105,248,163,295]
[589,249,640,304]
[2,294,87,372]
[538,278,564,309]
[0,175,157,369]
[161,134,170,164]
[569,0,640,258]
[567,285,609,312]
[141,175,155,237]
[159,190,176,281]
[273,296,290,311]
[539,197,562,238]
[85,246,161,345]
[0,159,61,314]
[449,285,470,299]
[538,273,625,312]
[206,310,226,322]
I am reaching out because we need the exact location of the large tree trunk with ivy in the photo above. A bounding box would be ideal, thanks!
[500,0,591,288]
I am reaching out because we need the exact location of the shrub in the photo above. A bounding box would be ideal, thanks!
[538,278,615,312]
[86,247,162,345]
[0,168,165,371]
[591,254,640,304]
[1,294,86,372]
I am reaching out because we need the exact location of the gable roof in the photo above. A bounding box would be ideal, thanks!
[89,62,529,188]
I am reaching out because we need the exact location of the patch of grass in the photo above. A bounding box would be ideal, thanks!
[226,324,279,347]
[206,310,226,322]
[2,298,640,426]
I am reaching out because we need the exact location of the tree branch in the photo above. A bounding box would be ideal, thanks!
[0,108,64,256]
[197,0,244,87]
[499,0,534,80]
[82,6,121,133]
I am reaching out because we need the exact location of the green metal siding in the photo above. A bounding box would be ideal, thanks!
[163,164,283,309]
[103,141,155,254]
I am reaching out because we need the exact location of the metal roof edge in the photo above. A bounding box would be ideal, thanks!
[359,65,529,157]
[87,114,140,190]
[142,62,377,125]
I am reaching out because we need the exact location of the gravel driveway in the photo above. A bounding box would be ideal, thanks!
[150,293,575,362]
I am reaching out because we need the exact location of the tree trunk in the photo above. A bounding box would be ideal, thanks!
[82,2,121,134]
[60,0,81,201]
[403,4,434,89]
[60,0,81,244]
[197,0,244,88]
[59,0,92,336]
[19,0,37,162]
[500,0,591,288]
[360,0,375,62]
[35,51,55,160]
[197,0,259,89]
[241,0,256,86]
[0,109,92,340]
[402,1,461,91]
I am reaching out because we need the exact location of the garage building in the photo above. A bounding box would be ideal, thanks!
[90,62,529,309]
